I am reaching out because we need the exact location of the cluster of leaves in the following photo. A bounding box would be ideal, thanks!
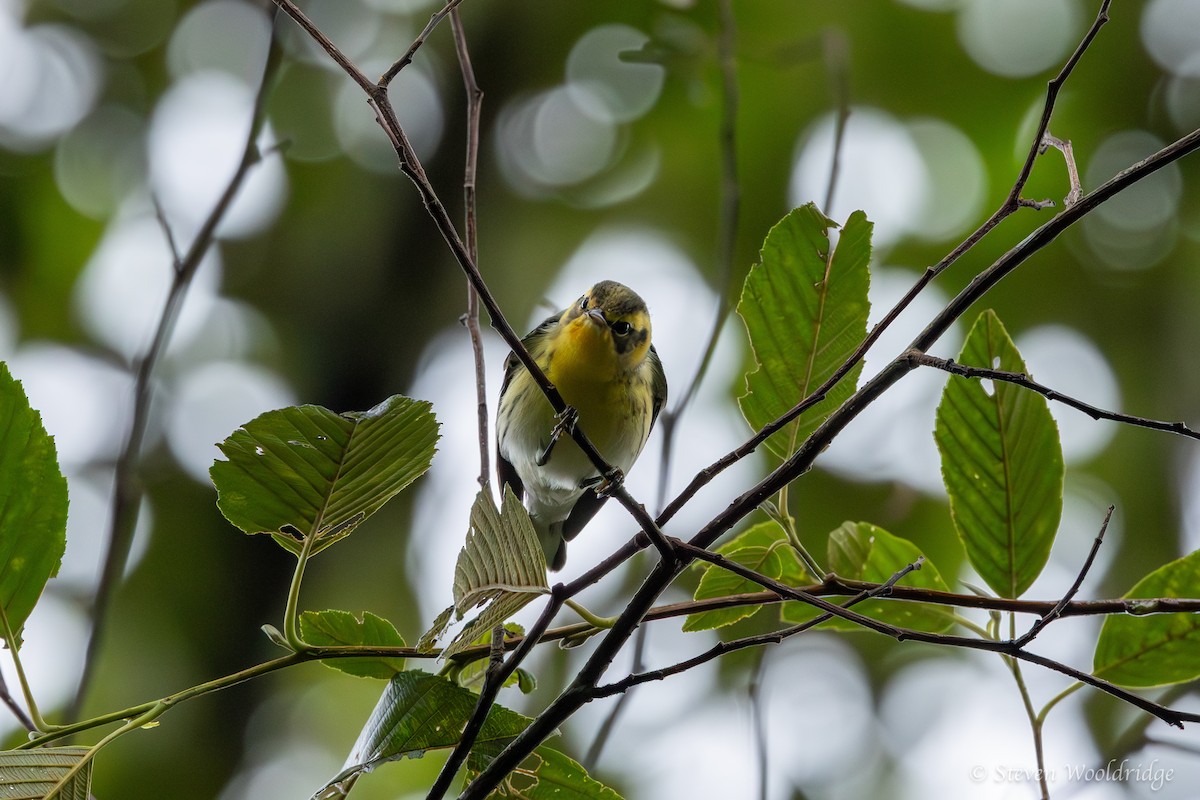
[4,201,1200,799]
[688,204,1200,690]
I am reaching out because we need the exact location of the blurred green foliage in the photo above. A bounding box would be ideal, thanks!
[2,0,1200,797]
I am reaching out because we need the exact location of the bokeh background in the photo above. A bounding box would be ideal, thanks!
[3,0,1200,797]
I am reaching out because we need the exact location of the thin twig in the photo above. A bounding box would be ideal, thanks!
[379,0,466,87]
[449,9,490,488]
[0,669,34,732]
[593,556,921,697]
[749,649,770,800]
[425,588,567,800]
[29,574,1200,748]
[659,544,1200,729]
[1043,133,1083,206]
[70,9,283,723]
[911,352,1200,442]
[1015,505,1113,648]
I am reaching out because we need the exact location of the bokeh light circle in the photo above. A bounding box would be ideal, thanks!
[566,24,664,124]
[790,107,927,251]
[54,104,146,218]
[1015,325,1120,463]
[148,71,289,240]
[956,0,1081,78]
[167,360,296,483]
[496,87,619,194]
[6,343,134,466]
[167,0,273,85]
[1141,0,1200,76]
[74,216,223,361]
[906,117,988,242]
[0,23,104,150]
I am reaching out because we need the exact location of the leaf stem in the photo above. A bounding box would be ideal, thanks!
[564,599,617,630]
[0,604,59,732]
[283,527,320,650]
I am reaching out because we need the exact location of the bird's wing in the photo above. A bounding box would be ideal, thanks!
[561,490,608,544]
[647,344,668,426]
[496,311,561,500]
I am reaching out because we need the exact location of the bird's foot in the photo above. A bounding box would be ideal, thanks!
[593,466,625,497]
[536,406,579,467]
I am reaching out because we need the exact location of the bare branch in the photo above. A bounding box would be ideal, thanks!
[911,352,1200,442]
[449,8,490,488]
[379,0,466,87]
[1043,133,1084,206]
[1015,506,1113,648]
[592,555,921,697]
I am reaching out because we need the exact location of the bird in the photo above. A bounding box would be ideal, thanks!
[497,280,667,570]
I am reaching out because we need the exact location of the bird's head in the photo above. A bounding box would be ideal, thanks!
[558,280,653,374]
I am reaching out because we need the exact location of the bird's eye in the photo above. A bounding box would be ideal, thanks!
[611,320,633,336]
[579,296,589,310]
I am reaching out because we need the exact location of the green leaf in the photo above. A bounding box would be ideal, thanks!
[0,363,68,647]
[683,522,808,632]
[738,204,872,459]
[934,310,1063,598]
[299,610,407,679]
[318,670,531,794]
[780,522,954,632]
[0,746,91,800]
[1094,550,1200,687]
[469,746,624,800]
[443,488,550,659]
[210,395,439,556]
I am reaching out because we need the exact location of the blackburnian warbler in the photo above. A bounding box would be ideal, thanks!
[497,280,667,570]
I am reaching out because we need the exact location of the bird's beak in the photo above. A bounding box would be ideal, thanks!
[583,307,607,327]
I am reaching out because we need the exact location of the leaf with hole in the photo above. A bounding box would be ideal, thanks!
[466,746,625,800]
[934,310,1063,598]
[210,395,439,556]
[738,204,872,459]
